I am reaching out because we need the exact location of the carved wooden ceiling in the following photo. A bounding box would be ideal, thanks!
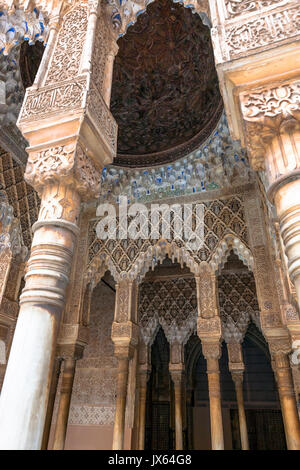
[111,0,222,167]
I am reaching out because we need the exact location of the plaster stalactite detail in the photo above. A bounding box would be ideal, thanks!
[0,8,48,55]
[0,1,72,19]
[104,0,211,38]
[45,4,88,85]
[139,277,197,346]
[0,150,40,249]
[0,193,27,259]
[0,45,25,125]
[99,114,253,205]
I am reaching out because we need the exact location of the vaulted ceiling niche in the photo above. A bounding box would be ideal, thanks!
[111,0,222,167]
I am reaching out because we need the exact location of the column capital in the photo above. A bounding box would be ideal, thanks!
[56,342,85,361]
[111,321,139,359]
[201,339,222,362]
[239,80,300,196]
[268,336,292,357]
[231,371,244,387]
[24,142,102,202]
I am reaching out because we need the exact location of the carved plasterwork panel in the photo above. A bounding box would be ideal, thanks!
[87,196,248,281]
[212,1,300,64]
[68,281,118,426]
[45,4,87,85]
[224,1,287,18]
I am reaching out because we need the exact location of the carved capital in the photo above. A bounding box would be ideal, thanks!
[231,371,244,387]
[17,3,117,202]
[201,339,222,361]
[58,323,89,347]
[25,142,102,201]
[240,81,300,190]
[56,342,84,361]
[111,320,139,359]
[268,337,291,357]
[197,316,222,340]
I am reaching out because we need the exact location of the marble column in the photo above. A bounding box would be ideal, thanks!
[170,369,184,450]
[227,342,249,450]
[202,340,224,450]
[0,183,82,450]
[52,357,77,450]
[270,341,300,450]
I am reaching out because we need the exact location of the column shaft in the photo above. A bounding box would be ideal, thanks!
[173,381,184,450]
[206,358,224,450]
[112,357,130,450]
[138,380,147,450]
[52,358,76,450]
[232,375,249,450]
[41,357,62,450]
[274,353,300,450]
